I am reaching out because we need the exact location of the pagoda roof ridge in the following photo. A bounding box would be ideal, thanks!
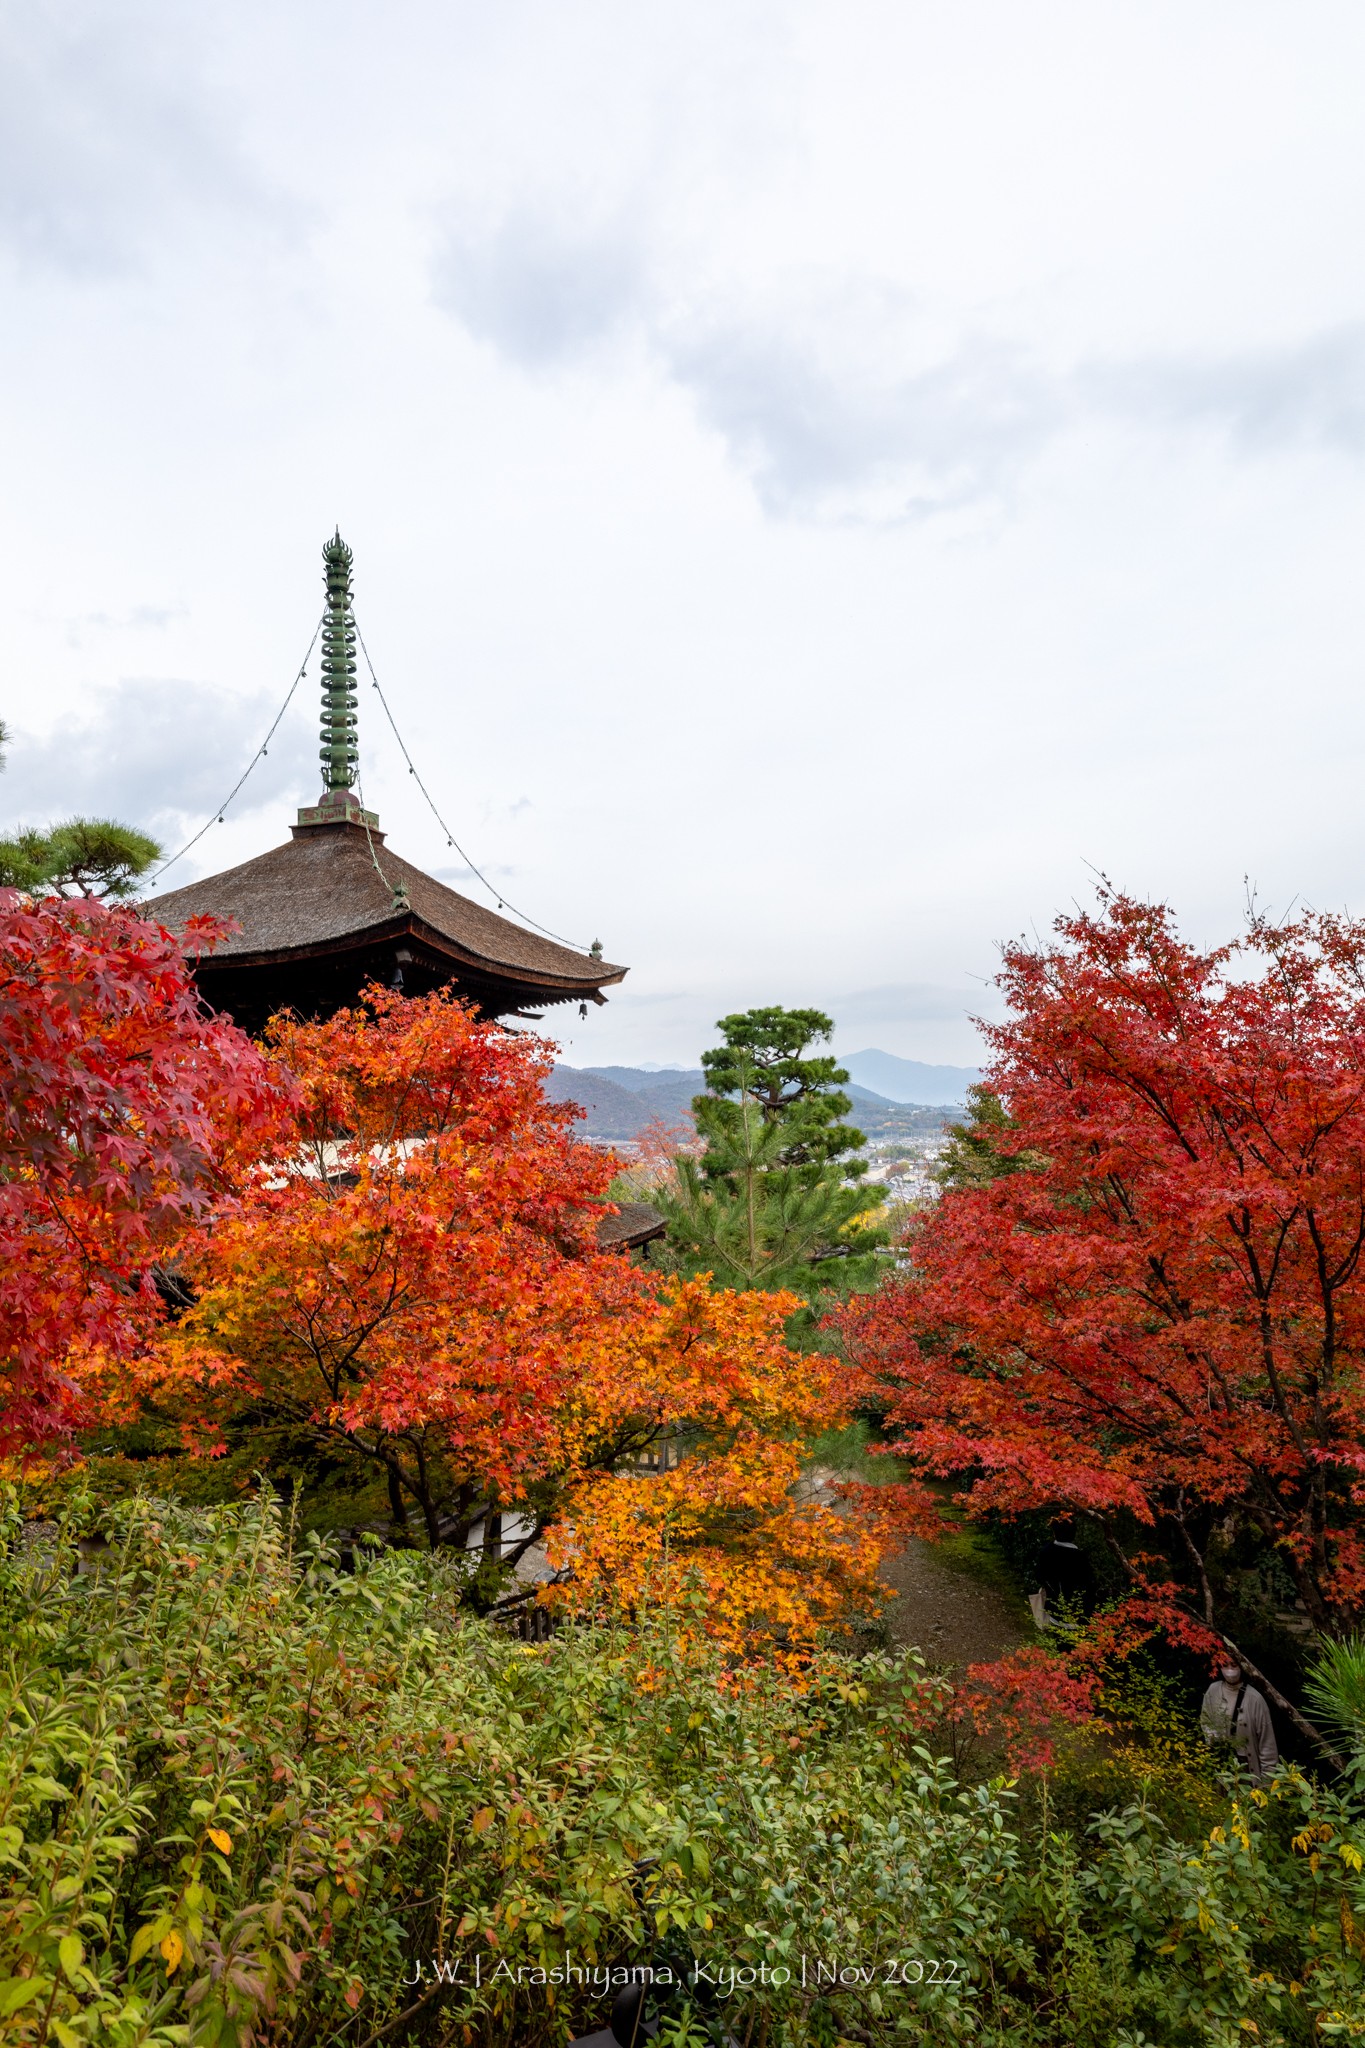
[146,820,624,1003]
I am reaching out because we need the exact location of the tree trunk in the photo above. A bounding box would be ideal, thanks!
[384,1458,411,1539]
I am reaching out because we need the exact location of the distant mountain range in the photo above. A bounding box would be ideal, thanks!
[547,1051,978,1143]
[839,1050,981,1105]
[544,1067,701,1140]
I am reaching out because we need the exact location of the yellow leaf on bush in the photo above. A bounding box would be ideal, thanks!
[207,1827,232,1855]
[471,1807,494,1834]
[160,1930,184,1973]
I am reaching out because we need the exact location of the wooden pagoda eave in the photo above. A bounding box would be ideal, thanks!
[190,911,626,1000]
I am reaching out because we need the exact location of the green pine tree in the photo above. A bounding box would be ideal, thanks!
[655,1007,887,1326]
[0,817,162,899]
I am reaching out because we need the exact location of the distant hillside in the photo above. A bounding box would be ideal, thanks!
[544,1068,650,1141]
[548,1064,897,1142]
[546,1067,706,1141]
[841,1049,981,1106]
[576,1066,694,1096]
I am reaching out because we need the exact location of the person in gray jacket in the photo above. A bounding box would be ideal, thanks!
[1200,1655,1280,1784]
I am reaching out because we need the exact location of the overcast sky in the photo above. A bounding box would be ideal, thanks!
[3,2,1364,1066]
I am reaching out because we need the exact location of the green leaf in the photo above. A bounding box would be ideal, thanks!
[0,1977,47,2017]
[58,1933,83,1982]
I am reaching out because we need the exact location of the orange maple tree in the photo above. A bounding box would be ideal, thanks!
[123,987,881,1646]
[546,1281,890,1661]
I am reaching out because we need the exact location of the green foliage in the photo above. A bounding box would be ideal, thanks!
[0,818,162,900]
[1307,1637,1365,1756]
[698,1006,864,1171]
[933,1082,1046,1193]
[1022,1662,1226,1847]
[3,1488,1365,2045]
[656,1008,886,1321]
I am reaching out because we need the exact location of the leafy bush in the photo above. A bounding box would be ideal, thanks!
[1308,1638,1365,1756]
[2,1489,1364,2046]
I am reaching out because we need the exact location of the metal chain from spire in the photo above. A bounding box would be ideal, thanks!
[319,531,359,790]
[146,617,324,887]
[353,618,599,957]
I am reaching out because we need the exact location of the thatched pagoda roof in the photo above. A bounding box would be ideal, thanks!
[149,812,625,1033]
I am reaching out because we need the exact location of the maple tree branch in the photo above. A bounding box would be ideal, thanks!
[406,1433,442,1550]
[496,1517,551,1575]
[1303,1204,1348,1422]
[1169,1495,1215,1627]
[380,1449,410,1535]
[1235,1226,1314,1466]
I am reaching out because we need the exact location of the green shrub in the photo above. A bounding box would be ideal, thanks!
[1307,1638,1365,1757]
[1,1488,1363,2046]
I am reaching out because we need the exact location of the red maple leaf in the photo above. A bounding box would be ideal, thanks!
[0,893,280,1451]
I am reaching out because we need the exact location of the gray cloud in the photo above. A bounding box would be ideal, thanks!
[1086,325,1365,458]
[429,209,1365,521]
[0,3,275,274]
[432,213,1058,514]
[1,678,312,837]
[432,210,646,367]
[666,321,1062,518]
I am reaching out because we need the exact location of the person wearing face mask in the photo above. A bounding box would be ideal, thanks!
[1200,1654,1280,1784]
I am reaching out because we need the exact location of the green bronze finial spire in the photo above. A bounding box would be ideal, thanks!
[295,533,378,833]
[319,530,359,790]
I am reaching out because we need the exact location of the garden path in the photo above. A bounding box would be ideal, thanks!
[801,1465,1031,1671]
[878,1537,1029,1672]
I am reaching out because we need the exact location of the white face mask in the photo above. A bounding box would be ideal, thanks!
[1219,1665,1242,1685]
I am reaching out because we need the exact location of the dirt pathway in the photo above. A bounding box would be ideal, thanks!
[878,1537,1029,1672]
[803,1464,1031,1671]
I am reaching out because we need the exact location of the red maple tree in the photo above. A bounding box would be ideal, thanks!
[0,893,276,1451]
[840,890,1365,1737]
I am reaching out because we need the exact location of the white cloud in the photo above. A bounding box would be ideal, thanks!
[1,678,312,840]
[5,0,1365,1069]
[0,2,270,274]
[430,205,1365,521]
